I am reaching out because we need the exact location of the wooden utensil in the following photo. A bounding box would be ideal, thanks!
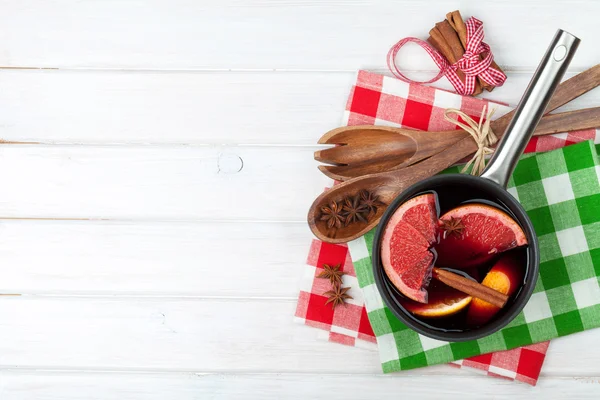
[308,64,600,243]
[315,126,466,179]
[316,107,600,181]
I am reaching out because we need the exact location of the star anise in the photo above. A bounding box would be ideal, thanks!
[316,263,345,286]
[359,189,386,216]
[342,194,369,226]
[324,285,352,308]
[441,216,465,238]
[320,200,345,229]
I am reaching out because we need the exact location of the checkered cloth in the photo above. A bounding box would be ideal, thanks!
[296,70,599,385]
[344,71,598,150]
[350,139,600,373]
[448,341,550,384]
[297,240,378,348]
[296,239,550,384]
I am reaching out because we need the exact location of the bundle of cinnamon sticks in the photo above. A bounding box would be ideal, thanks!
[429,10,504,96]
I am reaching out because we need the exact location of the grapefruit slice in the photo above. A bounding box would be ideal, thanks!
[381,193,438,303]
[382,220,433,303]
[385,193,438,244]
[400,280,472,318]
[435,204,527,269]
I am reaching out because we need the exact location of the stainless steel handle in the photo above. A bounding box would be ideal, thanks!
[481,30,580,187]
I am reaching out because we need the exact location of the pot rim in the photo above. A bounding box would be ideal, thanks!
[372,174,540,342]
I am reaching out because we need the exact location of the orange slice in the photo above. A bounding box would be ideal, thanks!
[466,253,524,326]
[401,279,472,317]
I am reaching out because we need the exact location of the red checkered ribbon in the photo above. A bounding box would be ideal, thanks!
[387,17,506,95]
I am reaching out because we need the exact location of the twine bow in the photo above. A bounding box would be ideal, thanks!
[444,106,497,175]
[387,17,506,95]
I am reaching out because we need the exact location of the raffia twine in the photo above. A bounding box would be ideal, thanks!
[444,105,497,176]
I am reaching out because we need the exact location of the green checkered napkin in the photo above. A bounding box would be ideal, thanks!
[348,140,600,372]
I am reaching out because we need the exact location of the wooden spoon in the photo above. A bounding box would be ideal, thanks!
[308,64,600,243]
[316,107,600,181]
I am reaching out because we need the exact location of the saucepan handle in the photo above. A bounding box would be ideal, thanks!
[481,30,580,187]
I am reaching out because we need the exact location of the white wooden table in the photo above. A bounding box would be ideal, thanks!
[0,1,600,398]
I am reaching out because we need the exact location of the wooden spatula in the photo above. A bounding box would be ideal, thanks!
[308,64,600,243]
[316,107,600,181]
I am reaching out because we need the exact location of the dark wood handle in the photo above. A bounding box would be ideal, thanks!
[546,65,600,112]
[491,107,600,138]
[533,107,600,136]
[490,64,600,137]
[395,134,479,179]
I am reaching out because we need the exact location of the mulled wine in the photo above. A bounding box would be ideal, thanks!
[379,183,530,332]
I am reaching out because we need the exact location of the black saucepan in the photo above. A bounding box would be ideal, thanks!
[372,30,580,341]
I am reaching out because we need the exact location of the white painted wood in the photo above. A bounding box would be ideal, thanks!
[1,1,600,397]
[0,296,382,373]
[0,70,353,145]
[2,371,600,400]
[0,0,599,71]
[0,70,597,145]
[0,145,328,220]
[0,296,595,377]
[0,220,311,297]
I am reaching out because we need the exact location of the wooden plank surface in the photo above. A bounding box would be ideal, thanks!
[0,220,311,296]
[0,296,596,377]
[0,0,598,70]
[0,70,599,145]
[0,145,326,220]
[2,371,600,400]
[1,1,600,398]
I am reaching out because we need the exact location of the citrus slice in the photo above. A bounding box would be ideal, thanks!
[381,193,438,303]
[466,253,524,326]
[400,280,472,318]
[435,203,527,269]
[385,193,438,244]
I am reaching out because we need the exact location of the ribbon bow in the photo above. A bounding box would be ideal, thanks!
[387,17,507,95]
[444,106,497,176]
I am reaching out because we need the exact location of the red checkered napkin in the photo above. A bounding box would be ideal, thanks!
[296,240,378,349]
[450,341,550,385]
[295,70,598,385]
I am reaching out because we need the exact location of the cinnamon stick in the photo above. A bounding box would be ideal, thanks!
[428,20,483,96]
[432,267,508,308]
[446,10,505,93]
